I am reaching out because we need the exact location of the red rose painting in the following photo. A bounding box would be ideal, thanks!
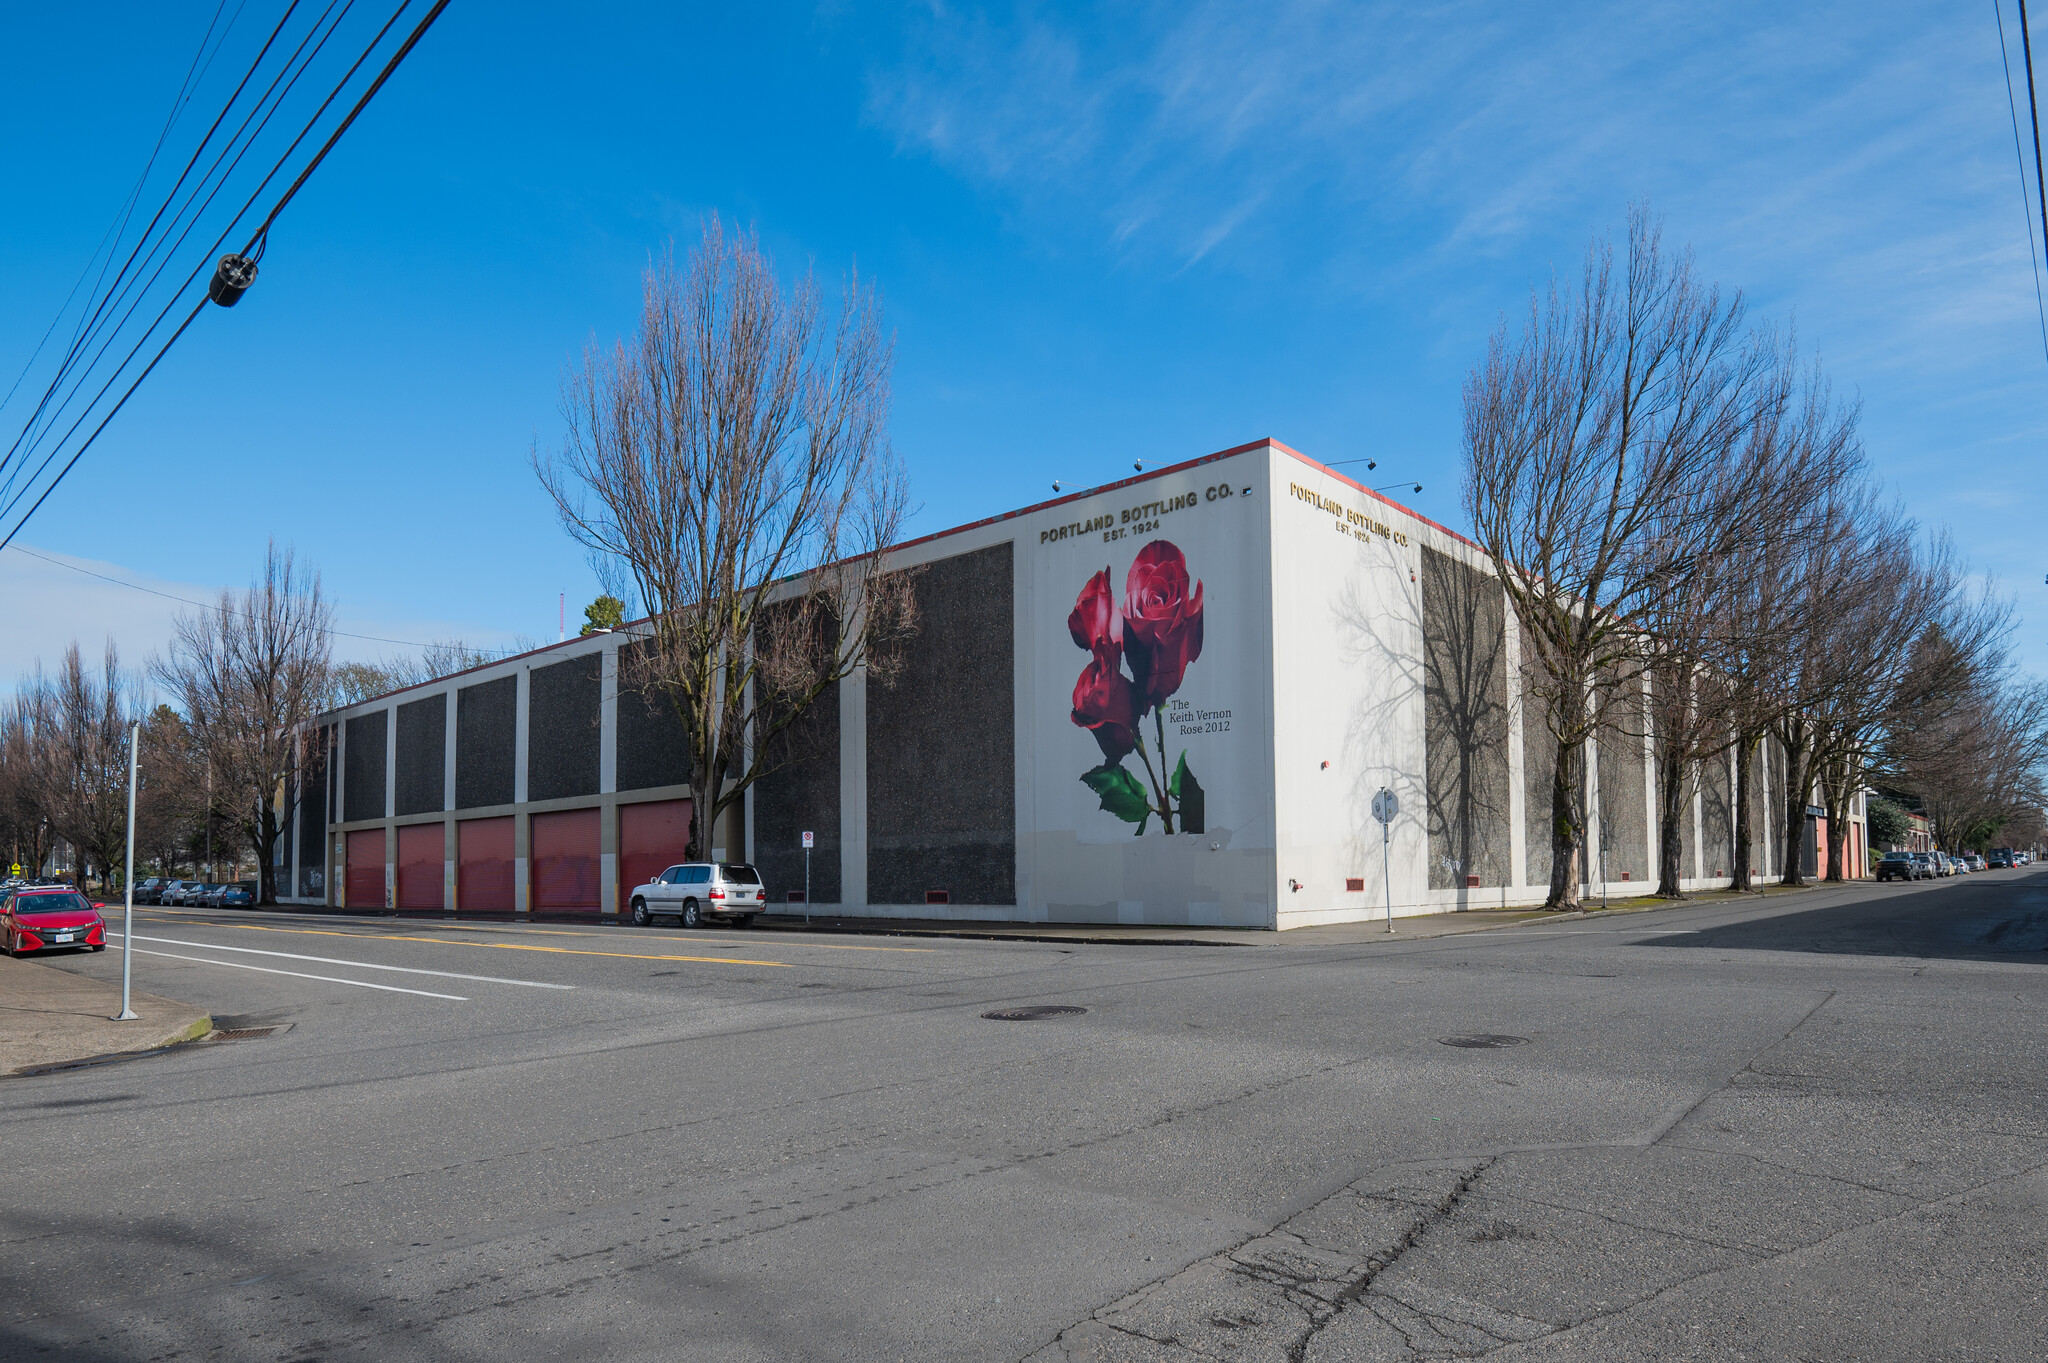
[1067,540,1206,835]
[1122,541,1204,710]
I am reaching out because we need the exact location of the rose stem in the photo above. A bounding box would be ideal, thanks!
[1132,724,1172,831]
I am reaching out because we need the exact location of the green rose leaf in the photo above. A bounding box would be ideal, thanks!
[1082,762,1151,825]
[1170,751,1206,835]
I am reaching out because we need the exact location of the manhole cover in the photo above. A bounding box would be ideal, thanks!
[982,1005,1088,1021]
[1439,1034,1528,1049]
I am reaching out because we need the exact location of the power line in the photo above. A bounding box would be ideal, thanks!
[1997,0,2048,364]
[0,0,242,421]
[0,2,356,505]
[2018,0,2048,363]
[0,0,455,549]
[2,544,443,649]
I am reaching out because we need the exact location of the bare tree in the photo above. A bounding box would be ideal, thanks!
[38,642,137,891]
[138,702,203,876]
[1884,620,2048,855]
[329,640,503,706]
[1464,209,1771,908]
[0,688,58,876]
[535,220,916,861]
[153,543,334,904]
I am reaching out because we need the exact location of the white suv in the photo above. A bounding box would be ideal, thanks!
[627,863,766,929]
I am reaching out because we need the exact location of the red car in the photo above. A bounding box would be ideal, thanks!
[2,887,107,956]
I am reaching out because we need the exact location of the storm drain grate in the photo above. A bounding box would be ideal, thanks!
[982,1005,1088,1021]
[1439,1034,1529,1049]
[210,1025,289,1042]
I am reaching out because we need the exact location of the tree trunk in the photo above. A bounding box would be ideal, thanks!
[1730,733,1757,892]
[1777,721,1814,888]
[1821,759,1852,884]
[1653,732,1689,898]
[1545,732,1584,909]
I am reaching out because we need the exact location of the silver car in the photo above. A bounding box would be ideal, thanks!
[626,862,766,929]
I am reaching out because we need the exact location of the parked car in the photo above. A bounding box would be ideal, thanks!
[2,886,107,956]
[1949,854,1970,874]
[218,884,253,907]
[1907,852,1936,879]
[1987,849,2014,869]
[1876,851,1919,882]
[130,876,168,904]
[169,880,210,906]
[1967,854,1987,872]
[625,862,767,928]
[190,883,227,907]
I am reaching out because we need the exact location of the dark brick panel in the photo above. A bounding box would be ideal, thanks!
[868,542,1016,906]
[297,727,328,896]
[1420,547,1511,889]
[616,640,692,793]
[751,608,842,904]
[528,654,601,803]
[456,676,517,810]
[394,696,447,817]
[343,711,387,824]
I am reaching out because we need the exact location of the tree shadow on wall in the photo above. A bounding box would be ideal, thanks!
[1417,547,1513,900]
[1328,533,1424,886]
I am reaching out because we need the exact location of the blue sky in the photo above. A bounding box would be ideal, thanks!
[1,1,2043,682]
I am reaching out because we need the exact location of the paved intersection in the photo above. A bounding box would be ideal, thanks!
[4,871,2044,1360]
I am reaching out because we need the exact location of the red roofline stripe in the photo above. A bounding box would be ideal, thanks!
[319,437,1486,717]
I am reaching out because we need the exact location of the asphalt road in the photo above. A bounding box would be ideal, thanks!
[4,869,2045,1361]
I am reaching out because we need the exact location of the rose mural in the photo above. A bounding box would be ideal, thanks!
[1068,540,1206,834]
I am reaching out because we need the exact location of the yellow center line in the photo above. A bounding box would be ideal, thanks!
[228,923,793,967]
[131,907,933,954]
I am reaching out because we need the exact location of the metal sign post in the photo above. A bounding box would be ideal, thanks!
[801,830,813,925]
[115,721,140,1021]
[1371,787,1399,934]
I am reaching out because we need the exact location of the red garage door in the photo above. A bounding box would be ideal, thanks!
[345,828,387,910]
[532,807,601,914]
[619,798,691,911]
[396,822,444,911]
[458,816,515,915]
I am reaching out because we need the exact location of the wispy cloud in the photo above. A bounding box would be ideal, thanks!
[860,1,2048,673]
[0,545,519,692]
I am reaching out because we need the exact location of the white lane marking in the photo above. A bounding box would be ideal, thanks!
[109,944,467,1000]
[112,933,574,990]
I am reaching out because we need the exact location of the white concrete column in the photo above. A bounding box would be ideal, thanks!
[840,662,868,912]
[443,689,458,811]
[383,706,398,819]
[1503,601,1526,890]
[384,706,398,907]
[599,642,618,795]
[1640,673,1658,884]
[514,668,531,914]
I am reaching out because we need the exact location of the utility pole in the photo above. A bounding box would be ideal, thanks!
[114,722,140,1021]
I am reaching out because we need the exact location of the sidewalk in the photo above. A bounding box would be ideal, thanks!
[743,884,1819,947]
[745,905,1571,946]
[1,955,212,1076]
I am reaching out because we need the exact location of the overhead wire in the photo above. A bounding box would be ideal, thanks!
[2002,0,2048,366]
[0,0,453,550]
[0,0,242,420]
[2,544,444,649]
[0,1,353,502]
